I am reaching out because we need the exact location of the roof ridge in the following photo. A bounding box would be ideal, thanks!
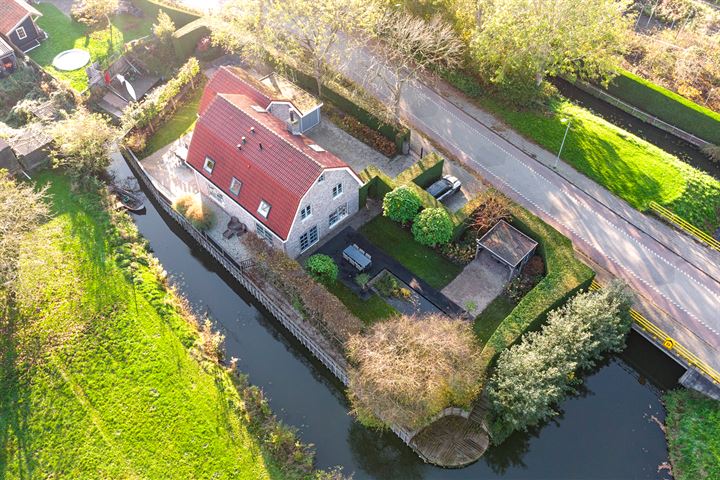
[216,92,327,172]
[220,66,272,106]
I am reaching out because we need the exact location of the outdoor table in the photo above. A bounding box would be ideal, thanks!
[343,244,372,271]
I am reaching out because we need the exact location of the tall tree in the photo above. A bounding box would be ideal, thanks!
[71,0,119,29]
[471,0,632,102]
[50,108,119,177]
[366,9,465,119]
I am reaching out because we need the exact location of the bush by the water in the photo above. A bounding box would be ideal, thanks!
[173,194,215,231]
[305,254,338,284]
[487,281,632,444]
[347,314,483,430]
[412,207,453,246]
[383,185,421,224]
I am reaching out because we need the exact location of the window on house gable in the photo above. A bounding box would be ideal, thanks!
[203,156,215,174]
[229,177,242,196]
[300,204,312,220]
[332,183,343,198]
[317,173,325,183]
[328,203,348,228]
[299,225,319,252]
[15,27,27,40]
[257,200,271,218]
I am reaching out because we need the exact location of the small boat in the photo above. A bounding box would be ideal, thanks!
[110,186,145,213]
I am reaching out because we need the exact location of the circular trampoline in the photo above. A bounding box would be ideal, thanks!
[52,49,91,71]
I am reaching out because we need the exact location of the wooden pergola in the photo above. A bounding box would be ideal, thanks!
[476,220,538,280]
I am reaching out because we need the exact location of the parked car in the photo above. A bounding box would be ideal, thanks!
[427,175,461,201]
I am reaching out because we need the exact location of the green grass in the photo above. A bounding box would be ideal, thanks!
[143,85,202,155]
[444,70,720,233]
[30,4,153,91]
[0,173,290,479]
[665,389,720,480]
[474,295,516,346]
[325,280,398,326]
[360,215,462,290]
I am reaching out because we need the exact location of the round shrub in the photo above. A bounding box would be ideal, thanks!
[412,207,453,246]
[173,194,215,231]
[383,185,422,224]
[305,254,338,284]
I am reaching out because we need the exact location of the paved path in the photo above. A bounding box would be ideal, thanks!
[336,44,720,376]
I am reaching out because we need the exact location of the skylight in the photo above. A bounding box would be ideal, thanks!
[251,105,267,113]
[257,200,271,218]
[308,144,325,152]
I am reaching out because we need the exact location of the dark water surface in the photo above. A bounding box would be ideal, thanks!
[111,156,683,479]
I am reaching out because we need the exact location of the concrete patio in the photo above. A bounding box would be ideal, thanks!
[441,250,509,316]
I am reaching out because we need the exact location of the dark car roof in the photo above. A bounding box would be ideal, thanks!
[427,178,451,197]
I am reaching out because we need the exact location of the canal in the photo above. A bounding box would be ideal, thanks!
[111,155,683,479]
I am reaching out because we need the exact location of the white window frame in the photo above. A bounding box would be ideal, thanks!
[299,225,319,252]
[229,177,242,196]
[203,156,215,174]
[256,222,274,244]
[332,183,343,198]
[257,200,271,218]
[328,202,348,229]
[207,184,225,206]
[300,204,312,221]
[317,173,325,183]
[15,27,27,40]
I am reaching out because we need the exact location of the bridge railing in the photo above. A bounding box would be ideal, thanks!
[648,201,720,252]
[590,280,720,385]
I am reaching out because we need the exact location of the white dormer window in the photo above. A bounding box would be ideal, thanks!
[309,144,325,152]
[317,173,325,183]
[258,200,271,218]
[15,27,27,40]
[203,156,216,174]
[229,177,242,196]
[300,204,312,220]
[332,183,343,198]
[251,105,267,113]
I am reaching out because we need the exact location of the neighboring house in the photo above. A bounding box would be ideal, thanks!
[0,138,22,175]
[0,36,17,77]
[0,0,46,53]
[186,66,362,258]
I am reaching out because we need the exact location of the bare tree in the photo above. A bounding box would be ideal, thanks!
[365,9,465,119]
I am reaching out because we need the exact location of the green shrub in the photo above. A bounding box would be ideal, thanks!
[383,186,422,224]
[305,254,338,284]
[172,17,210,59]
[412,208,454,247]
[173,194,215,231]
[354,273,371,290]
[606,69,720,145]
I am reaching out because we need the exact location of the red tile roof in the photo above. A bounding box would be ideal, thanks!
[0,0,40,35]
[187,68,351,240]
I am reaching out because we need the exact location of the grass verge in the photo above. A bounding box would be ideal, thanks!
[30,4,153,91]
[474,295,516,346]
[360,215,462,290]
[325,280,398,326]
[665,389,720,480]
[443,70,720,233]
[0,172,309,479]
[143,85,203,155]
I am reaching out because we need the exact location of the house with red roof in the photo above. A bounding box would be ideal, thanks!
[0,0,46,53]
[186,66,363,258]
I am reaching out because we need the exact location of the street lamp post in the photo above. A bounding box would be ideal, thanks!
[554,118,571,170]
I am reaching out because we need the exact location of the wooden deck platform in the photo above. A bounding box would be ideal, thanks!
[410,403,489,468]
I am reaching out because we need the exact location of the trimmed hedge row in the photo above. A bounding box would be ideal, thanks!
[396,155,444,188]
[172,18,210,59]
[134,0,201,28]
[606,69,720,145]
[477,204,595,374]
[276,61,410,154]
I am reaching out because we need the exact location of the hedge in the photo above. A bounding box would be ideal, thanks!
[275,60,410,154]
[134,0,201,28]
[606,69,720,145]
[477,204,595,374]
[172,18,210,59]
[396,154,444,188]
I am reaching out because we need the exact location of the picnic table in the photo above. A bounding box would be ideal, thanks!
[343,244,372,271]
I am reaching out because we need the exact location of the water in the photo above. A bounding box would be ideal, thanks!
[553,78,720,180]
[111,155,683,479]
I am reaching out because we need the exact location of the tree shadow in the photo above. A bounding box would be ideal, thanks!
[348,421,424,480]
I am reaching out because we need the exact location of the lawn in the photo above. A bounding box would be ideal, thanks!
[474,294,516,346]
[326,280,398,326]
[665,389,720,480]
[30,4,153,91]
[443,70,720,233]
[143,85,203,155]
[360,215,462,290]
[0,173,293,479]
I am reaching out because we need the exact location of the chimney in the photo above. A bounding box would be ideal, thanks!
[259,142,263,150]
[250,126,256,134]
[241,136,246,144]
